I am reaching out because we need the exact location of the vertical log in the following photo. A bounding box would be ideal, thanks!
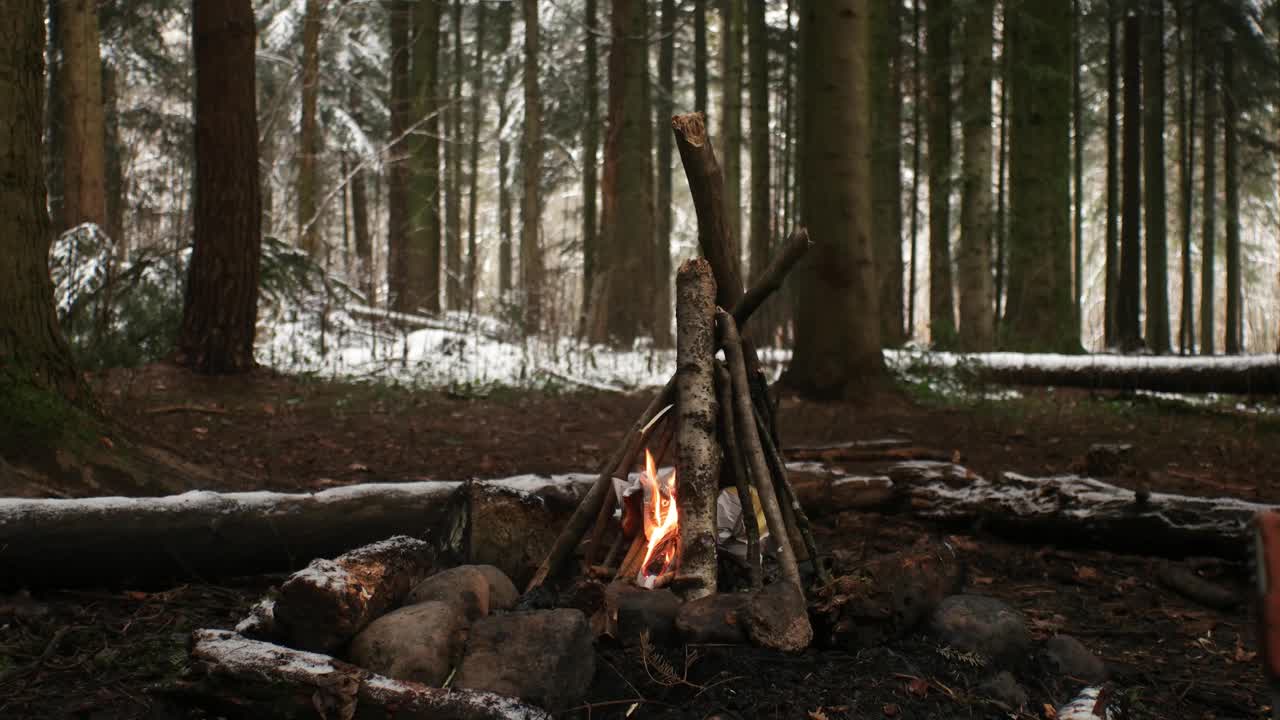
[674,259,721,600]
[715,362,762,588]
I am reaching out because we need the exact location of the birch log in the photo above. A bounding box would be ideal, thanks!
[674,259,722,600]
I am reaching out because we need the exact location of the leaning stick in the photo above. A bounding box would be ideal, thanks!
[733,227,811,327]
[754,408,832,586]
[717,309,802,594]
[716,361,762,589]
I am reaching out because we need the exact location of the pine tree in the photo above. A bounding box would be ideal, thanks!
[957,0,994,351]
[872,0,906,347]
[465,2,486,308]
[655,0,677,348]
[445,0,464,311]
[747,0,774,345]
[694,0,709,117]
[496,1,515,297]
[581,0,600,323]
[926,0,956,347]
[1117,11,1143,351]
[520,0,544,333]
[720,0,744,265]
[1143,0,1171,353]
[296,0,325,259]
[1222,39,1241,353]
[58,0,108,234]
[1199,23,1217,354]
[1175,0,1197,353]
[403,0,442,314]
[1104,0,1120,347]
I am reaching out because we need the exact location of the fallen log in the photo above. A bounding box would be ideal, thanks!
[179,629,551,720]
[0,476,593,590]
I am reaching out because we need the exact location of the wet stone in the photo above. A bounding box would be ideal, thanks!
[405,565,490,621]
[348,601,466,686]
[1043,634,1108,682]
[616,588,681,646]
[454,608,594,711]
[929,594,1031,663]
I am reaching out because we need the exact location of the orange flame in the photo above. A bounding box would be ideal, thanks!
[638,449,679,578]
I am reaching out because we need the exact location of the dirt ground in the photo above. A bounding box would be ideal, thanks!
[1,362,1277,718]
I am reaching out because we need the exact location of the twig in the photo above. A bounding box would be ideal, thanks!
[754,407,832,586]
[716,362,762,589]
[732,227,810,327]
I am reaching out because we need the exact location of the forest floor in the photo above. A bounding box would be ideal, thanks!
[1,361,1278,719]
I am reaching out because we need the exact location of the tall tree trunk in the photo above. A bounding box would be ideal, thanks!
[1176,0,1196,353]
[1221,40,1241,354]
[746,0,773,346]
[465,2,485,310]
[445,0,464,311]
[720,0,744,266]
[1117,11,1143,352]
[872,0,905,347]
[788,0,884,398]
[655,0,677,348]
[386,0,411,309]
[1199,30,1216,355]
[102,62,125,251]
[1143,0,1170,354]
[496,2,514,298]
[925,0,955,347]
[1104,0,1120,347]
[1072,0,1084,339]
[58,0,108,233]
[591,0,654,345]
[957,0,994,351]
[349,85,374,302]
[178,0,262,374]
[520,0,544,334]
[908,0,923,339]
[1003,0,1074,351]
[581,0,600,325]
[694,0,709,118]
[994,4,1008,329]
[296,0,324,259]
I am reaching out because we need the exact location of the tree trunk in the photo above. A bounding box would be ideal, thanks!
[694,0,709,117]
[1105,0,1120,347]
[908,0,922,338]
[102,62,126,250]
[788,0,884,398]
[719,0,744,265]
[655,0,677,348]
[1222,40,1241,354]
[496,3,514,297]
[58,0,108,234]
[925,0,955,348]
[177,0,262,374]
[957,0,994,351]
[403,0,442,315]
[349,84,374,302]
[746,0,774,346]
[1199,32,1217,355]
[296,0,324,259]
[386,0,411,308]
[872,0,905,347]
[591,0,653,345]
[1144,0,1170,354]
[520,0,544,334]
[445,0,464,311]
[465,2,485,310]
[993,7,1008,329]
[1072,0,1084,338]
[581,0,599,325]
[1176,0,1197,353]
[1003,0,1074,352]
[1118,11,1143,352]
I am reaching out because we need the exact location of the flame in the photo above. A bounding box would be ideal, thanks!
[638,449,679,579]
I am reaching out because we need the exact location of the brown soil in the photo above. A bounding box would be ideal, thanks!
[0,363,1276,718]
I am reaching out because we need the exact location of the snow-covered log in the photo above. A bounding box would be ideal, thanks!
[0,475,594,589]
[182,629,551,720]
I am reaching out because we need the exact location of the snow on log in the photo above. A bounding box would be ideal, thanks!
[0,475,594,589]
[184,629,551,720]
[895,350,1280,395]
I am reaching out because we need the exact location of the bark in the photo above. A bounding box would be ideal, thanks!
[177,0,262,374]
[1199,34,1217,354]
[655,0,677,348]
[1144,0,1171,354]
[274,536,437,652]
[1003,0,1075,352]
[745,0,771,346]
[1105,0,1120,347]
[789,0,884,397]
[581,0,600,324]
[445,0,464,311]
[957,0,994,351]
[296,0,325,259]
[1073,0,1084,338]
[672,113,746,309]
[871,0,905,347]
[908,0,923,337]
[926,0,956,347]
[720,0,744,256]
[386,0,411,308]
[403,0,442,314]
[589,0,654,345]
[466,2,485,310]
[1222,41,1241,354]
[349,83,374,302]
[1118,11,1143,351]
[58,0,108,233]
[520,0,543,333]
[102,62,125,250]
[694,0,709,116]
[496,3,515,297]
[674,260,721,600]
[1176,0,1196,353]
[185,629,552,720]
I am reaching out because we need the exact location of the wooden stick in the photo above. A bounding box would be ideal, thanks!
[717,309,802,594]
[616,534,646,581]
[732,227,811,327]
[672,112,746,310]
[754,407,832,586]
[716,361,762,589]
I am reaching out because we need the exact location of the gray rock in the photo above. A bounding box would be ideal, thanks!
[616,589,681,646]
[930,595,1031,662]
[980,671,1028,709]
[348,601,465,686]
[1044,634,1108,682]
[473,564,519,610]
[454,609,594,711]
[745,582,813,652]
[676,592,750,644]
[406,566,490,621]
